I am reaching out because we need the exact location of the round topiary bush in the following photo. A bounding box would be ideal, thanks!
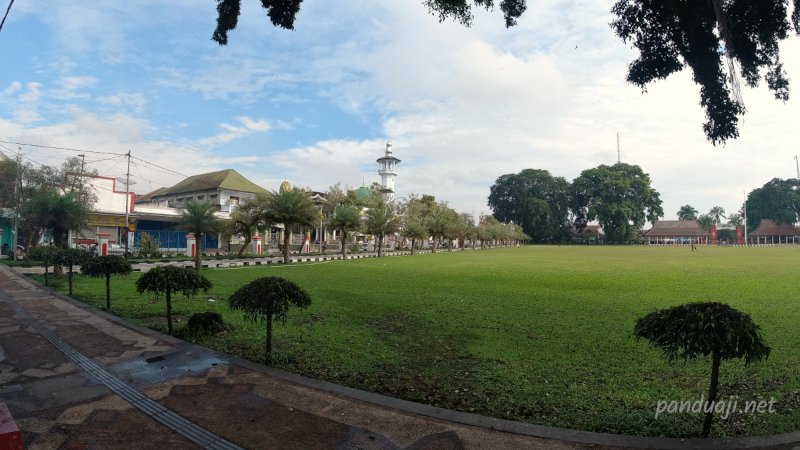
[187,311,226,336]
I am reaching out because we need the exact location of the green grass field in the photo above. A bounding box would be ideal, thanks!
[40,246,800,438]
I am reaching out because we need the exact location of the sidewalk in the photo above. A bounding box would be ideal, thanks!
[0,264,583,449]
[3,265,797,450]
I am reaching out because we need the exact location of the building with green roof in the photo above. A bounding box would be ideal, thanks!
[139,169,267,213]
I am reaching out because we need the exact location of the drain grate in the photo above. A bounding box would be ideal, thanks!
[1,290,244,450]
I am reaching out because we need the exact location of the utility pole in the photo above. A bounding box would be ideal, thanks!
[616,133,621,164]
[77,153,85,200]
[124,151,131,258]
[13,151,21,261]
[794,155,799,179]
[743,190,748,246]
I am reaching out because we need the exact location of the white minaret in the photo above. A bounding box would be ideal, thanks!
[377,140,400,200]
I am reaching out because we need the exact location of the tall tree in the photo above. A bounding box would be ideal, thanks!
[488,169,571,243]
[708,206,727,225]
[677,205,698,221]
[328,205,361,259]
[213,1,800,145]
[364,199,401,257]
[745,178,800,230]
[571,163,663,244]
[727,212,744,227]
[179,201,221,271]
[226,194,269,257]
[265,187,318,264]
[697,214,714,231]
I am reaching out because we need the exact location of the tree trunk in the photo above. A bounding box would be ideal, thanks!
[53,264,64,278]
[283,228,291,264]
[341,231,348,260]
[44,263,50,286]
[431,240,437,253]
[703,352,722,437]
[194,233,203,272]
[237,235,251,258]
[265,313,273,365]
[68,263,73,296]
[377,235,384,257]
[166,288,173,335]
[411,238,416,255]
[105,273,111,309]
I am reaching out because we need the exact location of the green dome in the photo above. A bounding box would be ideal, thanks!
[353,186,371,200]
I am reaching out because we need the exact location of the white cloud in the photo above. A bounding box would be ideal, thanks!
[96,92,147,113]
[198,117,271,147]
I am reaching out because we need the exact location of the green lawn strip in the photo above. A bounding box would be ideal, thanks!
[35,246,800,437]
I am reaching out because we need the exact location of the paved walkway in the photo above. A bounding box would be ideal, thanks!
[0,264,588,450]
[11,251,424,275]
[3,265,798,449]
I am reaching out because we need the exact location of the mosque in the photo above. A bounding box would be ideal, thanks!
[76,141,400,255]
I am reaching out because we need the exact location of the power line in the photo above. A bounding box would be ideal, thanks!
[130,155,187,177]
[0,139,125,156]
[0,0,14,33]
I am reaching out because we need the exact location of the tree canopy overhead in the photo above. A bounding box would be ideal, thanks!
[213,0,800,146]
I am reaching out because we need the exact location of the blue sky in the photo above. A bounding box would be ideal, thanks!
[2,0,800,221]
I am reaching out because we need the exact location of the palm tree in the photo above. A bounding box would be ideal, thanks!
[328,205,361,259]
[179,201,221,271]
[265,188,318,264]
[727,212,744,227]
[364,200,401,257]
[227,194,269,257]
[677,204,698,221]
[708,206,726,225]
[402,218,427,255]
[696,214,714,231]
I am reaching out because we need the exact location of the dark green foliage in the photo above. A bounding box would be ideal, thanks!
[745,178,800,230]
[364,199,401,257]
[677,205,698,221]
[228,276,312,364]
[136,265,212,335]
[187,312,226,336]
[611,0,798,145]
[488,169,571,243]
[23,190,90,250]
[80,256,132,309]
[635,302,770,364]
[138,232,162,259]
[635,302,770,437]
[212,1,799,146]
[179,201,221,272]
[28,245,59,286]
[328,205,361,259]
[213,0,526,45]
[226,194,270,258]
[54,248,90,295]
[571,163,663,243]
[264,188,318,264]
